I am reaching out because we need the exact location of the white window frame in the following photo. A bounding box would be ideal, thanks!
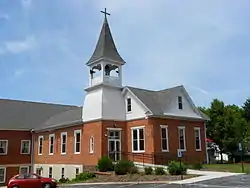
[49,134,55,155]
[0,140,8,155]
[160,125,169,152]
[61,132,67,155]
[89,136,94,154]
[194,127,202,151]
[74,130,81,154]
[126,97,132,113]
[178,126,186,151]
[75,167,80,177]
[38,136,43,155]
[0,167,6,183]
[178,96,183,110]
[19,166,29,174]
[20,140,31,154]
[131,126,145,153]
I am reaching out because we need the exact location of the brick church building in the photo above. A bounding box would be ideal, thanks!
[0,11,209,184]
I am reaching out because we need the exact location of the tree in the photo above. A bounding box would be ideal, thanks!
[242,98,250,122]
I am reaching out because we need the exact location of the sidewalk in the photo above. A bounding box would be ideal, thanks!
[171,169,243,184]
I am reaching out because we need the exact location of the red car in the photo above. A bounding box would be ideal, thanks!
[7,172,57,188]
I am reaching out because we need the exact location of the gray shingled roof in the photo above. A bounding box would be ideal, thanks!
[126,85,209,120]
[86,17,125,65]
[36,107,82,130]
[0,99,79,130]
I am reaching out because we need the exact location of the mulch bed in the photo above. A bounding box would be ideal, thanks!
[83,173,198,183]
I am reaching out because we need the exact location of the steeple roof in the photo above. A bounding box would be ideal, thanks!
[86,16,125,66]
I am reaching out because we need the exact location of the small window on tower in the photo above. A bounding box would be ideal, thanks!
[127,98,132,112]
[178,96,183,110]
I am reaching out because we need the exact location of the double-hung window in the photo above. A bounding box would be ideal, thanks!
[0,140,8,155]
[160,125,169,152]
[38,136,43,155]
[194,127,202,151]
[49,134,55,155]
[178,126,186,151]
[61,132,67,154]
[74,130,81,154]
[131,126,145,152]
[21,140,30,154]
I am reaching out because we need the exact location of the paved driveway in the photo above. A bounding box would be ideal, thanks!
[60,174,250,188]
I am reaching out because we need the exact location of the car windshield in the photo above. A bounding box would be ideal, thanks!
[15,173,41,179]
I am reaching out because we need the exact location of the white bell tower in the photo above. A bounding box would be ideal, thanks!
[82,9,126,122]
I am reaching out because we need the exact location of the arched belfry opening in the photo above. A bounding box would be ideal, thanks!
[104,64,119,77]
[90,64,102,79]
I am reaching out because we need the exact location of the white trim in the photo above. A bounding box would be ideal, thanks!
[178,126,186,151]
[61,132,67,155]
[19,166,30,174]
[131,126,145,153]
[74,130,81,154]
[130,125,145,130]
[194,127,202,151]
[38,136,43,155]
[0,167,6,183]
[0,140,8,155]
[49,134,55,155]
[20,140,31,154]
[160,125,169,152]
[89,136,94,154]
[107,128,122,131]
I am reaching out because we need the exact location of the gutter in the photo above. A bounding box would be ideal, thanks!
[30,129,35,173]
[147,114,206,122]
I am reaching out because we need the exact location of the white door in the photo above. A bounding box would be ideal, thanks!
[108,130,121,161]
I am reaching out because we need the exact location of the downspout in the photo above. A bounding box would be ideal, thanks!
[30,129,35,172]
[204,121,209,164]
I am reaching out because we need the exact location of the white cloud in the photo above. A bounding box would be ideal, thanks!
[1,36,36,54]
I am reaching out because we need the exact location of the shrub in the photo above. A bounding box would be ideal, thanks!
[73,172,96,182]
[167,160,187,175]
[114,159,135,175]
[97,156,114,172]
[58,177,70,183]
[144,167,153,175]
[129,166,139,174]
[192,162,203,170]
[154,167,165,175]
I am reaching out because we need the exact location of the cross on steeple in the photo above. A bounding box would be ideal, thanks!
[101,8,110,18]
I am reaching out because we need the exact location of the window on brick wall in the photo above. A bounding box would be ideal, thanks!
[89,136,94,153]
[74,130,81,154]
[178,126,186,151]
[49,134,55,155]
[160,125,169,152]
[38,136,43,155]
[131,126,145,152]
[21,140,30,154]
[61,132,67,154]
[194,127,202,151]
[0,140,8,155]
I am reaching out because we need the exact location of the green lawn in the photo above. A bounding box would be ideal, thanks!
[203,163,250,173]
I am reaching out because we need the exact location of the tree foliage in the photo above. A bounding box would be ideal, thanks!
[200,98,250,162]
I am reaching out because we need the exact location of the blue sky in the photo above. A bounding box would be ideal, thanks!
[0,0,250,107]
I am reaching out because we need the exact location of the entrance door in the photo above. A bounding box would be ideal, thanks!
[108,130,121,161]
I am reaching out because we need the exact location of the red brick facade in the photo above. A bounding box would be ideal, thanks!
[0,130,32,185]
[34,117,206,166]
